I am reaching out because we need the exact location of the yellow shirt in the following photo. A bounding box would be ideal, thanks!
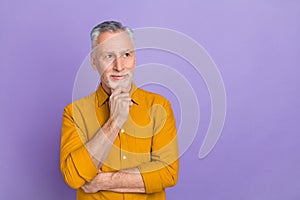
[60,83,179,200]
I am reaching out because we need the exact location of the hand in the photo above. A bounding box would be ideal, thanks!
[81,170,111,193]
[109,87,133,128]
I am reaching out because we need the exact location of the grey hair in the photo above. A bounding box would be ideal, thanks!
[90,21,134,48]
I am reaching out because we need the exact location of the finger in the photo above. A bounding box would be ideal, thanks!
[110,93,131,103]
[110,88,128,101]
[111,86,122,95]
[129,101,133,107]
[81,185,87,192]
[117,97,132,105]
[114,93,130,99]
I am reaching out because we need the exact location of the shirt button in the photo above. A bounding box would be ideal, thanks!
[120,129,125,133]
[122,155,127,160]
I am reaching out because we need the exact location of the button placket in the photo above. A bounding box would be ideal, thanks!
[119,128,127,168]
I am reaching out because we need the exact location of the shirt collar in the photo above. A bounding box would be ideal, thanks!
[96,82,139,107]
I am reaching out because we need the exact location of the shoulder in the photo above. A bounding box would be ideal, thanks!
[135,87,171,107]
[135,88,175,121]
[64,92,97,114]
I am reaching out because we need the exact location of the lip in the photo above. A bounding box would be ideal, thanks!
[110,74,127,80]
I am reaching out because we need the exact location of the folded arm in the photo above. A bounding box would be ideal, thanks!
[81,100,179,194]
[60,88,134,189]
[81,167,145,193]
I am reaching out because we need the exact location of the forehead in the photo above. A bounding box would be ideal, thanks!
[95,31,134,53]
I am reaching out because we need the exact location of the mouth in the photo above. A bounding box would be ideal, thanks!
[110,74,127,81]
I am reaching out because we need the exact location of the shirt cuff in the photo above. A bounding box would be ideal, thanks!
[138,164,163,193]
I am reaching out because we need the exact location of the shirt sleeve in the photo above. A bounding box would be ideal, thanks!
[138,100,179,194]
[60,105,98,189]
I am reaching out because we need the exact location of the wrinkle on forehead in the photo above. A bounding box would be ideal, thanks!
[94,31,135,55]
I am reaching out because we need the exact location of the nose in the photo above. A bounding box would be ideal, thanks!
[113,56,124,72]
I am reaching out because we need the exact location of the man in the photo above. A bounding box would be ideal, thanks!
[60,21,179,200]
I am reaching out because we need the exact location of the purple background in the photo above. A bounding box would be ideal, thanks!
[1,0,300,199]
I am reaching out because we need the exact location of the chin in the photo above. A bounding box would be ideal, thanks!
[107,80,132,90]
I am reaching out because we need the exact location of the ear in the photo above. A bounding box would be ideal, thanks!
[90,52,97,71]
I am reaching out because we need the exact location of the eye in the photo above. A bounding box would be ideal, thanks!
[123,52,131,58]
[105,54,113,59]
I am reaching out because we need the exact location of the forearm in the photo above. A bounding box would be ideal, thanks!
[81,167,145,193]
[106,168,145,193]
[86,88,132,168]
[85,118,120,168]
[109,187,145,193]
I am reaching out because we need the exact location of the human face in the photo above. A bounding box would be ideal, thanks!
[91,31,136,94]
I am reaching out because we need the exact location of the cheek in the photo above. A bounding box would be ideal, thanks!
[100,71,110,83]
[126,58,136,70]
[101,68,112,79]
[97,61,113,76]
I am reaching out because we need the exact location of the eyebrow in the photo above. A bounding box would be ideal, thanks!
[120,49,134,53]
[102,49,134,55]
